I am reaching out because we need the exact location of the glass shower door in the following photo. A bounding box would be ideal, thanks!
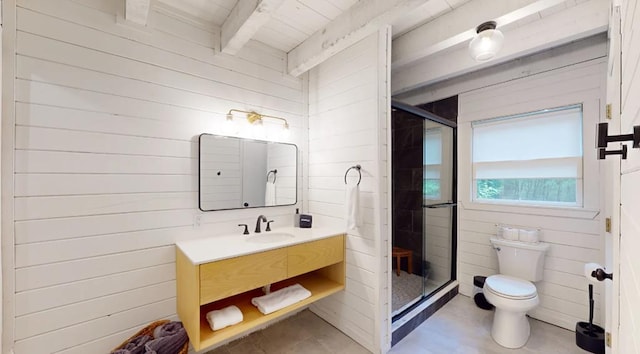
[391,101,456,319]
[423,120,455,296]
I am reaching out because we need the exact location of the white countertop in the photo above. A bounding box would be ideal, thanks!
[176,226,346,265]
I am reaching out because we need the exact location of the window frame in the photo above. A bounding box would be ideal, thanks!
[458,97,600,219]
[470,104,584,207]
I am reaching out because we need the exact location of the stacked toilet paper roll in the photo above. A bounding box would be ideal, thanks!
[584,263,603,284]
[501,227,519,240]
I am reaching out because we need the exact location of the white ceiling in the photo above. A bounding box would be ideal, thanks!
[144,0,605,84]
[154,0,473,52]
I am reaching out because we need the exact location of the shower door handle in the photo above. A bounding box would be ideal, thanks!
[423,201,457,208]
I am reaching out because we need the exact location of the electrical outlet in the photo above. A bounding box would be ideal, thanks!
[194,214,202,228]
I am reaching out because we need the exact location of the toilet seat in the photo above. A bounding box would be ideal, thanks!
[485,275,537,300]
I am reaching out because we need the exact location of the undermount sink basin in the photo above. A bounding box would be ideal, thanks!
[245,232,295,243]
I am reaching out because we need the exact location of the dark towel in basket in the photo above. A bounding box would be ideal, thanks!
[111,335,150,354]
[144,322,188,354]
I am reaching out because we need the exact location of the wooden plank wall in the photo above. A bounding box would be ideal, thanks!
[307,29,391,353]
[619,0,640,351]
[7,0,305,352]
[395,36,608,331]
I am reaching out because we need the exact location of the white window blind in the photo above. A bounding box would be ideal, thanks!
[471,104,583,205]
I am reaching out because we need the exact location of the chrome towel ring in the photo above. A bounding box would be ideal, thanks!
[344,165,362,185]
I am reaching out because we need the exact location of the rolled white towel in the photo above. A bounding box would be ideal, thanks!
[251,284,311,315]
[206,305,243,331]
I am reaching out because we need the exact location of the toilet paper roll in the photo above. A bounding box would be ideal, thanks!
[584,263,603,284]
[519,229,540,243]
[502,227,519,240]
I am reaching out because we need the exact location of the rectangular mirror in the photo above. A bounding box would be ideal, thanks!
[198,134,298,211]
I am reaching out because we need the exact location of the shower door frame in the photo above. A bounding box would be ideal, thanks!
[390,100,458,322]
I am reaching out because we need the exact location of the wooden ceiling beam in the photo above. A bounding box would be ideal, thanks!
[287,0,428,77]
[391,0,569,71]
[391,0,609,95]
[125,0,151,26]
[221,0,286,55]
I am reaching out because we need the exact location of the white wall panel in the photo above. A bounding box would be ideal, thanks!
[307,29,391,353]
[4,0,306,352]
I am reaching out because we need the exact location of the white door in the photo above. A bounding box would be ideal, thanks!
[603,3,621,353]
[607,0,640,352]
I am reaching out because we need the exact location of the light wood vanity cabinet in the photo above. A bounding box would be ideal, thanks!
[199,248,288,305]
[176,234,345,351]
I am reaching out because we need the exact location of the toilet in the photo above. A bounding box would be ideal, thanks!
[483,237,549,348]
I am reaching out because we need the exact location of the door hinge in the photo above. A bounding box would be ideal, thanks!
[606,217,612,233]
[606,332,612,347]
[606,104,612,119]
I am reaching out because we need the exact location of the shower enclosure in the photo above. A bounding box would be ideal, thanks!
[391,100,457,318]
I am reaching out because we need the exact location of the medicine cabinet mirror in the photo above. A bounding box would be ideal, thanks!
[198,134,298,211]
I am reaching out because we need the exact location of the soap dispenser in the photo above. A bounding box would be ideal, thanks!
[294,208,300,227]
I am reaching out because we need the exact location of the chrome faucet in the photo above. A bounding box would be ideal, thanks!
[255,215,267,233]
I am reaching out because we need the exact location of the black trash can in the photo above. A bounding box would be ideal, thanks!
[472,275,494,310]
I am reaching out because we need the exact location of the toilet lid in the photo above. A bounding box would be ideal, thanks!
[485,275,537,300]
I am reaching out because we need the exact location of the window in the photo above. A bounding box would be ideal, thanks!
[472,104,583,206]
[424,128,442,199]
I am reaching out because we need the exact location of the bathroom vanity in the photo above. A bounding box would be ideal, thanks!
[175,227,346,351]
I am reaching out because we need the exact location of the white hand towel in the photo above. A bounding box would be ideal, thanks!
[206,305,243,331]
[345,184,360,230]
[251,284,311,315]
[265,182,276,206]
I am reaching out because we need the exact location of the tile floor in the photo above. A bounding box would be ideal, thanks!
[390,295,589,354]
[205,294,588,354]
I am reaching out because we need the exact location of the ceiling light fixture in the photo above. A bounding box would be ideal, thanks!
[226,109,290,139]
[468,21,504,62]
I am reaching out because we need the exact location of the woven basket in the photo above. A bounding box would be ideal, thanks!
[111,320,189,354]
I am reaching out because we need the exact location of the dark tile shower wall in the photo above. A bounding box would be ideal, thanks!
[392,109,424,276]
[417,95,458,123]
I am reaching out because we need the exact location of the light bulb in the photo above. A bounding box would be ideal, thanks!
[223,113,237,135]
[280,122,290,139]
[252,119,265,139]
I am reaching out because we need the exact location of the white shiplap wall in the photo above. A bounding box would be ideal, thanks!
[458,59,607,331]
[307,29,391,354]
[396,37,608,331]
[5,0,306,353]
[619,0,640,351]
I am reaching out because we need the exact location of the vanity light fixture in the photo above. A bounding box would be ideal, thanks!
[468,21,504,62]
[226,109,290,139]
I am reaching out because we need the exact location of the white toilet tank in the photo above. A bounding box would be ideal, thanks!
[490,237,549,281]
